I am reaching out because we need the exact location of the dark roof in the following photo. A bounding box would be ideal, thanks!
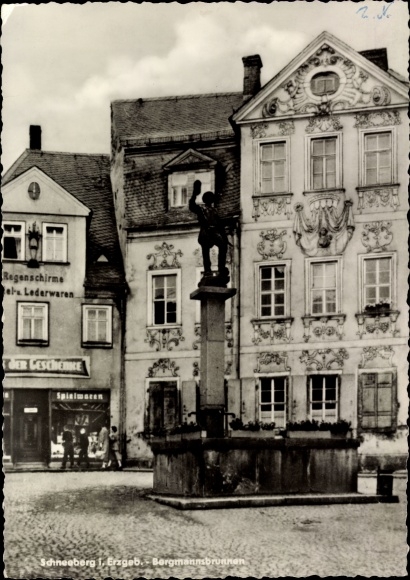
[360,48,389,72]
[123,145,240,230]
[111,92,243,144]
[2,150,126,289]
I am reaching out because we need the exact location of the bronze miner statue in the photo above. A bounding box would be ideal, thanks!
[189,180,230,287]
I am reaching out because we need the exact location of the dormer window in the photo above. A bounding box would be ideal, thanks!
[168,170,213,207]
[311,72,339,96]
[164,148,217,209]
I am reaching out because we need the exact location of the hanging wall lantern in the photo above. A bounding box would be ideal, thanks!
[27,222,41,268]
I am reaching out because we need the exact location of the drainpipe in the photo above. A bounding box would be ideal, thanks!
[232,218,241,380]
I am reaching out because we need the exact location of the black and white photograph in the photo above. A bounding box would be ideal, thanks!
[2,1,408,578]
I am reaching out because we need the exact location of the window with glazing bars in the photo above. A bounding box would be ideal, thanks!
[152,274,177,325]
[260,265,286,317]
[311,137,336,190]
[364,132,392,186]
[309,375,338,422]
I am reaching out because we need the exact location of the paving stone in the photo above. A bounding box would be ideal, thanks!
[4,471,407,579]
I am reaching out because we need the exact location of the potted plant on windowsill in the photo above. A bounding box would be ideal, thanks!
[166,422,206,441]
[285,419,352,439]
[228,419,283,438]
[364,301,391,315]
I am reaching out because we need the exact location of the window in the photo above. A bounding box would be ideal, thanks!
[308,260,339,315]
[359,372,396,431]
[259,264,287,317]
[147,381,179,432]
[42,223,67,262]
[259,376,287,427]
[82,305,112,346]
[311,72,340,96]
[364,132,392,186]
[17,302,49,345]
[310,137,336,190]
[359,254,395,312]
[3,221,25,260]
[168,170,213,207]
[148,271,181,326]
[363,257,392,307]
[260,141,288,194]
[309,375,338,422]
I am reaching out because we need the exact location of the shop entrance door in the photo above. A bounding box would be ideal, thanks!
[14,390,49,463]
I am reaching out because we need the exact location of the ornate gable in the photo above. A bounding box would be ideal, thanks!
[163,149,217,172]
[234,32,407,123]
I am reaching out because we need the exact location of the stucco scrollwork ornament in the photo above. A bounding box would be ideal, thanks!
[262,44,376,118]
[278,121,295,136]
[252,195,293,221]
[192,361,200,377]
[300,348,349,371]
[250,123,268,139]
[293,199,355,257]
[193,323,233,349]
[257,229,288,260]
[148,358,179,377]
[361,221,393,253]
[353,110,400,129]
[357,187,399,213]
[254,352,290,373]
[359,346,395,369]
[252,319,293,345]
[225,360,233,376]
[147,242,182,270]
[372,86,392,106]
[305,115,343,134]
[145,328,185,351]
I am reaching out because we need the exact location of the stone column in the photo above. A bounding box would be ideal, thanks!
[190,286,236,437]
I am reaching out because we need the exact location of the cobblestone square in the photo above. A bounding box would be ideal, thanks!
[4,471,407,579]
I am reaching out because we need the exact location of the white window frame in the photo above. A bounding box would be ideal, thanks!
[359,127,397,187]
[42,222,68,262]
[257,138,290,195]
[82,304,113,347]
[358,252,396,312]
[308,372,340,423]
[257,374,289,427]
[168,169,215,208]
[17,302,49,345]
[2,221,25,261]
[255,260,291,319]
[147,269,182,327]
[305,257,342,316]
[305,133,342,191]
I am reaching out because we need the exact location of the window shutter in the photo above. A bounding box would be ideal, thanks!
[241,378,257,423]
[376,372,393,429]
[181,380,197,423]
[163,383,178,430]
[148,383,164,431]
[361,373,377,429]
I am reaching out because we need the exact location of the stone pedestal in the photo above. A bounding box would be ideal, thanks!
[190,286,236,437]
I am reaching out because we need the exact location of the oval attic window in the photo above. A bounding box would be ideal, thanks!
[28,182,41,200]
[311,72,340,96]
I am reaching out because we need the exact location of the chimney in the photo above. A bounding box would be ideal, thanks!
[359,48,389,72]
[242,54,263,101]
[29,125,42,150]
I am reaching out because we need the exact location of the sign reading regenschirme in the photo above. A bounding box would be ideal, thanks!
[3,356,90,377]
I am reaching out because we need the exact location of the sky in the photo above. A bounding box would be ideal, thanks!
[2,1,408,173]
